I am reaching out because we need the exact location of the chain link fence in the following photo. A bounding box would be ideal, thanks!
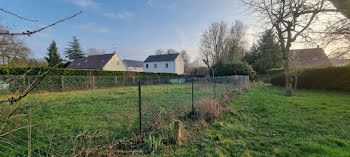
[0,75,250,156]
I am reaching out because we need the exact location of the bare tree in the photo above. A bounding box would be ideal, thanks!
[224,20,248,62]
[155,49,165,55]
[87,48,106,56]
[180,50,190,72]
[243,0,337,96]
[323,17,350,58]
[200,21,228,72]
[166,49,178,54]
[0,28,31,66]
[289,51,304,91]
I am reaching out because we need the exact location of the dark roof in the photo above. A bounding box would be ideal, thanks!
[144,53,180,63]
[290,48,332,68]
[123,59,144,67]
[67,53,115,70]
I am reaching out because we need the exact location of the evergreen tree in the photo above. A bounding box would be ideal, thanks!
[65,36,85,60]
[45,40,62,67]
[243,29,282,74]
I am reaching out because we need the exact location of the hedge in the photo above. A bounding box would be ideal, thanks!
[210,61,256,79]
[0,67,177,76]
[267,66,350,92]
[0,67,178,92]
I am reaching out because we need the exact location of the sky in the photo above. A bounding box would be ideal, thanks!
[0,0,260,62]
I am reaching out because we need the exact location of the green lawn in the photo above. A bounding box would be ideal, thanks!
[172,85,350,157]
[0,83,229,156]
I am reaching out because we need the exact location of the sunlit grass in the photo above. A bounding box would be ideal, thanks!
[0,83,222,156]
[173,85,350,156]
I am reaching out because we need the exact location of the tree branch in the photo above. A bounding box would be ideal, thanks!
[0,11,82,36]
[0,8,38,22]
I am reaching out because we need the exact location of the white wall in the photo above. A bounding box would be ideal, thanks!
[144,61,175,74]
[127,67,144,72]
[144,56,184,74]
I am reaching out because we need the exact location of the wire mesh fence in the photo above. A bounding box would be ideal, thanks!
[0,75,250,156]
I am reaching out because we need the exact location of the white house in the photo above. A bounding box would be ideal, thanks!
[123,59,144,72]
[67,52,126,71]
[143,53,184,74]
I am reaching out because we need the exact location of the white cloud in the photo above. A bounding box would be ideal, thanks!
[103,11,133,20]
[65,0,100,8]
[75,23,109,33]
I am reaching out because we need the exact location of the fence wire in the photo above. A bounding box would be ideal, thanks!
[0,75,250,156]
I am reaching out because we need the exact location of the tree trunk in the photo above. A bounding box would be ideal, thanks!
[293,75,298,91]
[283,52,293,96]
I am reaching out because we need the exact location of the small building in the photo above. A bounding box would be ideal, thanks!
[67,53,126,71]
[144,53,184,74]
[290,48,332,68]
[123,59,144,72]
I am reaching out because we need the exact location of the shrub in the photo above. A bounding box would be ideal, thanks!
[196,99,222,122]
[267,66,350,92]
[210,61,256,80]
[0,67,178,92]
[0,67,177,77]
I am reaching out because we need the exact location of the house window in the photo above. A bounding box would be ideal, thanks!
[146,64,149,68]
[154,64,157,68]
[165,63,169,68]
[312,57,319,61]
[117,61,120,65]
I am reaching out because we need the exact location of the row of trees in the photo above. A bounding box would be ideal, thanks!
[197,20,282,78]
[198,0,348,96]
[45,36,84,67]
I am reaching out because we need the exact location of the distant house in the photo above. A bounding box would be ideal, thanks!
[144,53,184,74]
[290,48,332,68]
[67,53,126,71]
[123,59,144,72]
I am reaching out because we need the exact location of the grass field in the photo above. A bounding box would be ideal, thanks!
[0,83,228,156]
[172,85,350,156]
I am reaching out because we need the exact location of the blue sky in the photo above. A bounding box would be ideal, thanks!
[0,0,258,61]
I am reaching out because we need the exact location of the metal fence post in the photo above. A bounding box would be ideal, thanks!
[138,81,142,134]
[192,77,194,113]
[60,75,64,92]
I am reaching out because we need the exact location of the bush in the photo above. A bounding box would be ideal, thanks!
[0,67,177,77]
[267,66,350,92]
[0,67,178,92]
[196,99,222,122]
[210,61,255,80]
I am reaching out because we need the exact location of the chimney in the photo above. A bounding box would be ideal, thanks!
[317,45,320,48]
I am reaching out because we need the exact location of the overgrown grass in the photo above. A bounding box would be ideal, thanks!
[171,85,350,156]
[0,83,227,156]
